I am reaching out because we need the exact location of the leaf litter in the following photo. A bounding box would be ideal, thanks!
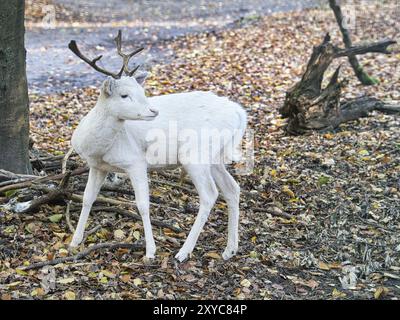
[1,2,399,300]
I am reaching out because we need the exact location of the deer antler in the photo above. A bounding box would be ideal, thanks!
[68,30,144,79]
[114,30,144,77]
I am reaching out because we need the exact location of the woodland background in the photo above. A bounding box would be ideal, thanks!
[0,0,399,300]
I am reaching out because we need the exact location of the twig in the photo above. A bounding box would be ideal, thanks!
[82,225,103,243]
[59,171,72,189]
[0,170,39,188]
[20,242,144,270]
[151,178,197,195]
[33,155,64,162]
[20,188,70,213]
[17,181,182,232]
[155,170,192,185]
[0,169,38,182]
[0,167,88,194]
[70,193,135,208]
[0,178,33,188]
[151,178,259,202]
[253,207,294,220]
[20,172,73,214]
[65,201,75,233]
[62,148,74,174]
[91,206,182,233]
[155,234,182,246]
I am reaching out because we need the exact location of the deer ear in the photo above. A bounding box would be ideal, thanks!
[135,71,148,86]
[102,77,116,97]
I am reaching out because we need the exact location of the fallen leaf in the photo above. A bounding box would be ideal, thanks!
[133,278,142,286]
[240,279,251,288]
[57,277,75,284]
[114,229,125,240]
[132,231,140,241]
[49,214,63,223]
[205,252,221,260]
[64,291,76,300]
[332,288,347,299]
[374,287,389,299]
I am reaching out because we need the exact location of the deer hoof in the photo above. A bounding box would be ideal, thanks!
[175,250,190,263]
[222,247,237,260]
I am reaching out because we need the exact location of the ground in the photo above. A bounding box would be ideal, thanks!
[0,1,399,300]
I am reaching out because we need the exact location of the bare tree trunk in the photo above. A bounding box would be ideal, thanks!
[0,0,31,174]
[329,0,378,85]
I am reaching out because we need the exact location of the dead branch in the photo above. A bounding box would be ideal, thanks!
[20,242,144,270]
[0,167,88,195]
[62,148,74,174]
[151,178,197,195]
[20,188,71,213]
[253,207,294,220]
[0,169,38,183]
[65,200,75,233]
[329,0,379,85]
[19,172,72,213]
[280,34,398,134]
[82,224,103,243]
[13,177,183,233]
[91,206,182,233]
[335,40,396,58]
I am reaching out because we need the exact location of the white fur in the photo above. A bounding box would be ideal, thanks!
[70,76,247,261]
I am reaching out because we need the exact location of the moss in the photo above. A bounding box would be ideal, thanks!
[355,66,379,86]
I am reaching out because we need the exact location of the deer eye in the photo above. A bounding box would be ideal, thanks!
[121,94,129,99]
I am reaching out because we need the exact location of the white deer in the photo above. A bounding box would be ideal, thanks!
[68,31,247,262]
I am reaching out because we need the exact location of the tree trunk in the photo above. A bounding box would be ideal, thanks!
[329,0,378,85]
[0,0,31,174]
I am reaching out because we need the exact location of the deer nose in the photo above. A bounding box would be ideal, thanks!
[149,108,159,117]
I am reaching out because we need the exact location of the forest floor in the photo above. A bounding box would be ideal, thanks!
[0,1,400,300]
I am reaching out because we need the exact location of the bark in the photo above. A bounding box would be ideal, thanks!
[0,0,31,174]
[280,34,398,135]
[329,0,378,85]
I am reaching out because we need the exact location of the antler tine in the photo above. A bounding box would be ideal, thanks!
[115,30,123,55]
[114,30,144,76]
[68,40,121,79]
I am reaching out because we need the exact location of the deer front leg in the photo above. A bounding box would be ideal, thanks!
[70,168,107,248]
[126,165,156,259]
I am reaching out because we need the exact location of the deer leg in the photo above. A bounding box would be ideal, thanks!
[175,165,218,262]
[211,164,240,260]
[70,168,107,247]
[126,165,156,259]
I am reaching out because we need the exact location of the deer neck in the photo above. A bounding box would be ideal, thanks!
[72,103,125,159]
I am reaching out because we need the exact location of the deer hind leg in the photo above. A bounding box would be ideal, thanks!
[211,164,240,260]
[175,164,218,262]
[70,168,107,248]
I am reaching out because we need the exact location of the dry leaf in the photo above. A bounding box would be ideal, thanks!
[64,291,76,300]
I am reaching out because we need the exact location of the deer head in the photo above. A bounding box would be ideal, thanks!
[68,30,158,121]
